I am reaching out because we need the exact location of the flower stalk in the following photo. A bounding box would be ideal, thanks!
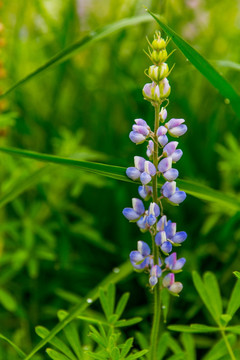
[123,31,188,358]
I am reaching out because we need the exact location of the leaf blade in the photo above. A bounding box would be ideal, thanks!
[0,15,151,98]
[1,146,240,212]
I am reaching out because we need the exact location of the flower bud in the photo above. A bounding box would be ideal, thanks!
[122,208,140,221]
[151,49,168,64]
[152,37,166,51]
[140,172,152,185]
[148,63,169,83]
[169,282,183,294]
[159,78,171,99]
[160,108,167,121]
[142,82,161,103]
[134,156,145,171]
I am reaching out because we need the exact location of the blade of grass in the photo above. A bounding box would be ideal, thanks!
[147,10,240,116]
[0,333,26,358]
[0,14,151,98]
[23,260,132,360]
[0,146,240,211]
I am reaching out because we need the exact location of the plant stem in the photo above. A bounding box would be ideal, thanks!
[221,330,236,360]
[149,103,161,359]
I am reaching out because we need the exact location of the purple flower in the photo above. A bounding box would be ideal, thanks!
[163,142,178,157]
[130,241,151,270]
[155,216,187,253]
[149,265,162,286]
[165,118,187,137]
[142,82,161,102]
[161,182,186,205]
[129,131,146,144]
[162,273,183,294]
[165,252,186,271]
[138,185,152,200]
[146,140,154,158]
[159,107,167,121]
[122,198,145,222]
[146,202,160,226]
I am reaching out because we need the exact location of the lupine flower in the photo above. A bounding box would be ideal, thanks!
[138,185,152,200]
[130,119,150,144]
[122,198,145,221]
[142,82,161,103]
[162,273,183,294]
[163,141,179,157]
[130,241,152,270]
[126,156,156,185]
[155,216,187,254]
[159,78,171,99]
[146,140,154,158]
[161,181,186,204]
[158,157,179,181]
[165,252,186,272]
[165,118,188,137]
[149,265,162,286]
[157,126,168,146]
[159,108,167,121]
[146,202,160,226]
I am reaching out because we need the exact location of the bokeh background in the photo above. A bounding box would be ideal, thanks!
[0,0,240,358]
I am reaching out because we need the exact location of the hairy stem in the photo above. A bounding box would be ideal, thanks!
[221,330,236,360]
[149,103,161,359]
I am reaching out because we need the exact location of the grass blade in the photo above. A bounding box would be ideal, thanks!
[23,260,132,360]
[147,10,240,116]
[0,333,26,358]
[0,15,151,98]
[1,146,240,212]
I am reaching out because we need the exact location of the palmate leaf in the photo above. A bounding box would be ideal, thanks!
[226,278,240,317]
[1,146,240,212]
[180,333,196,360]
[23,261,132,360]
[147,10,240,117]
[0,15,151,98]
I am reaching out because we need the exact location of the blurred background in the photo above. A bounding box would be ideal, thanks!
[0,0,240,358]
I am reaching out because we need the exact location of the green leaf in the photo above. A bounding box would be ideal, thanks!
[147,10,240,116]
[220,314,232,327]
[203,334,236,360]
[203,272,222,320]
[120,338,134,358]
[168,324,219,333]
[0,15,151,98]
[180,333,196,360]
[0,333,26,358]
[115,293,130,319]
[227,278,240,317]
[111,347,120,360]
[107,283,116,316]
[166,354,185,360]
[0,166,50,210]
[233,271,240,279]
[46,348,71,360]
[115,317,142,328]
[88,326,107,348]
[192,271,218,322]
[125,349,148,360]
[226,325,240,334]
[1,146,240,212]
[23,260,132,360]
[57,311,83,360]
[99,287,111,320]
[36,326,77,360]
[0,288,17,312]
[156,332,170,360]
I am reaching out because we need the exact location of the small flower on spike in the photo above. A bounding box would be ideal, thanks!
[149,265,162,287]
[162,273,183,295]
[165,252,186,272]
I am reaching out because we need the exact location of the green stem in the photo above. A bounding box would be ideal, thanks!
[149,103,161,359]
[221,330,236,360]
